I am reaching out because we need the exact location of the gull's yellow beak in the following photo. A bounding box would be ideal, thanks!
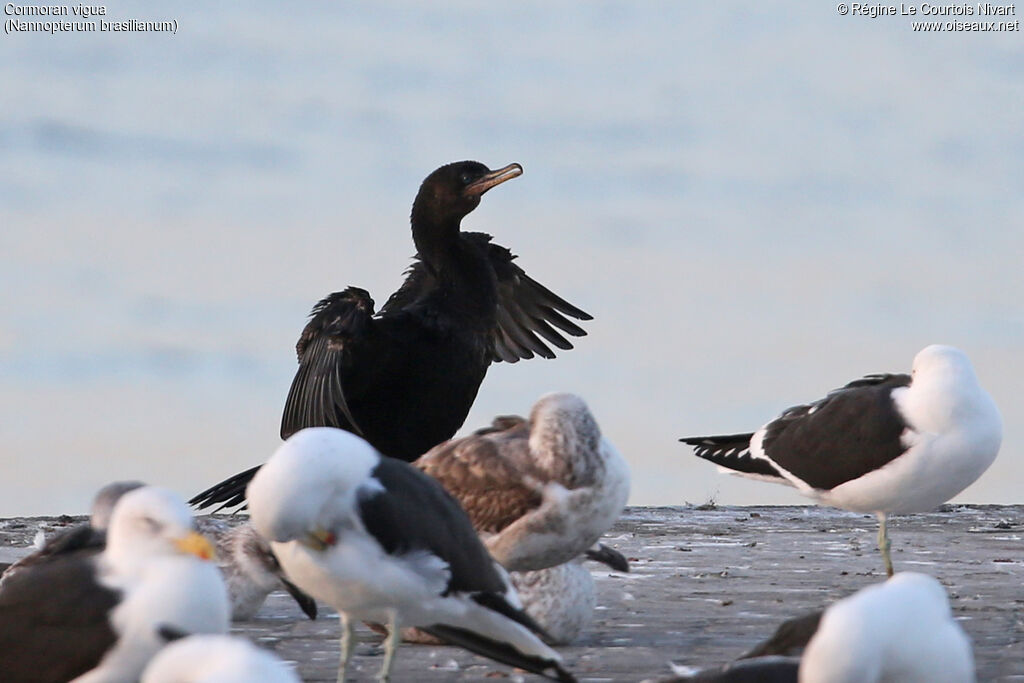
[301,526,337,551]
[174,531,216,561]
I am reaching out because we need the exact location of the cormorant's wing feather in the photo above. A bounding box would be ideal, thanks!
[482,238,592,364]
[280,288,375,440]
[378,257,436,315]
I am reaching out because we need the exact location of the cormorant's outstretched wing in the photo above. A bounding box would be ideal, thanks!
[192,288,376,512]
[380,235,592,363]
[378,257,435,315]
[481,236,592,363]
[280,287,376,440]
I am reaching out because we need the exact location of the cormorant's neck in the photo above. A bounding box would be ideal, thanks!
[409,208,497,324]
[410,204,462,268]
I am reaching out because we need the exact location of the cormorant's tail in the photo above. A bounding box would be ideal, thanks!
[420,624,577,682]
[188,466,261,512]
[679,433,788,484]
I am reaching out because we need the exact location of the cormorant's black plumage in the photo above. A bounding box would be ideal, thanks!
[192,161,590,510]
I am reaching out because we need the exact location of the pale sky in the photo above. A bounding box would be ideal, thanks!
[1,2,1021,515]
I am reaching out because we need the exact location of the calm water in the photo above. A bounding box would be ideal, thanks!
[2,2,1022,515]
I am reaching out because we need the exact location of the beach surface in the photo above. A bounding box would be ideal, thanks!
[3,505,1022,681]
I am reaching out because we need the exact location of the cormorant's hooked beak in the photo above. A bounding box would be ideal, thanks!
[174,531,216,561]
[300,526,337,551]
[464,163,523,197]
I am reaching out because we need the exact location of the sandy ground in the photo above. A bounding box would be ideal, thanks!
[2,505,1022,682]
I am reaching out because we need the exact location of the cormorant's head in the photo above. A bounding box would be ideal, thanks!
[412,161,523,229]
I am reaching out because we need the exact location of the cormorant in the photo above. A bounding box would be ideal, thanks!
[192,161,591,510]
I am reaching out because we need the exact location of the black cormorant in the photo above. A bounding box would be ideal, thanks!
[192,161,591,510]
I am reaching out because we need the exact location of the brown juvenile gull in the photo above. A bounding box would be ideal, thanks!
[416,392,631,573]
[193,518,317,621]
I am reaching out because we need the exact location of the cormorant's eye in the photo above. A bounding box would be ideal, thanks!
[459,172,473,185]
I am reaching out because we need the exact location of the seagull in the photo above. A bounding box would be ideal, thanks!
[194,518,317,621]
[663,657,800,682]
[416,392,631,572]
[664,573,972,683]
[0,486,229,683]
[801,572,974,682]
[141,634,299,683]
[739,611,822,659]
[0,480,143,589]
[0,482,313,624]
[192,161,591,511]
[393,547,629,646]
[509,549,627,645]
[247,427,577,682]
[680,345,1002,575]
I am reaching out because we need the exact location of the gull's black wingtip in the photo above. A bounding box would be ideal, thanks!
[421,624,578,682]
[281,577,318,620]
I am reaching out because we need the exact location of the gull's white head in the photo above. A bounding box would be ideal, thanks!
[801,572,974,683]
[141,634,300,683]
[105,486,215,573]
[90,480,146,530]
[911,345,975,383]
[248,428,381,548]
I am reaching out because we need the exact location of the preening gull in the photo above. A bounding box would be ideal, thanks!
[247,427,577,682]
[194,518,317,621]
[141,634,299,683]
[0,480,144,589]
[509,553,616,645]
[416,392,630,572]
[801,572,974,682]
[680,345,1001,575]
[0,486,229,683]
[665,573,971,683]
[663,656,800,682]
[739,611,821,659]
[191,161,591,511]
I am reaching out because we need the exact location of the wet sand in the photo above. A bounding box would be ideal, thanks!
[3,505,1022,681]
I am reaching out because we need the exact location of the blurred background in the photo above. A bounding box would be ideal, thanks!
[1,2,1021,516]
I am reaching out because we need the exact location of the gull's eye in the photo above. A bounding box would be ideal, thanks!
[141,516,162,533]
